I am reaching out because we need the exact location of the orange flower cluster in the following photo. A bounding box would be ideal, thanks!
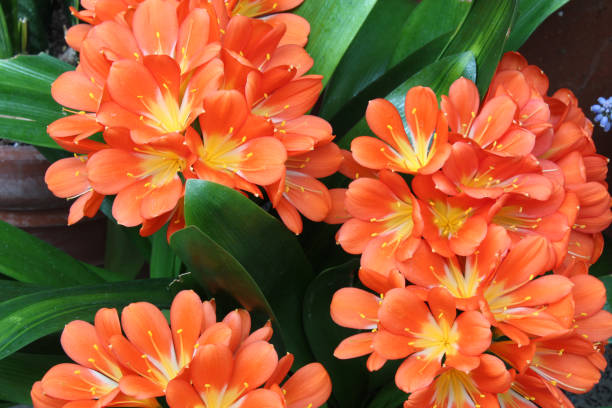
[46,0,342,237]
[31,290,332,408]
[330,52,612,407]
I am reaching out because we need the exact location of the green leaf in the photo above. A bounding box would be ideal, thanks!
[389,0,472,66]
[0,6,12,58]
[505,0,568,51]
[0,352,66,404]
[170,225,277,320]
[440,0,517,94]
[320,0,471,132]
[302,259,369,408]
[80,262,134,283]
[179,180,315,365]
[327,32,453,138]
[366,382,408,408]
[150,225,182,279]
[103,219,148,280]
[0,279,177,360]
[319,0,419,119]
[14,0,51,53]
[0,53,70,148]
[0,281,43,302]
[295,0,377,86]
[0,219,104,286]
[338,51,476,149]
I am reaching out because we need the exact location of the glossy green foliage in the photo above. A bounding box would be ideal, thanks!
[0,54,69,148]
[505,0,569,51]
[172,180,315,365]
[295,0,377,86]
[0,279,176,360]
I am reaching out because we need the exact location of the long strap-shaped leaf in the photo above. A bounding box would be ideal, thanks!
[0,219,104,286]
[320,0,471,120]
[0,352,66,404]
[0,53,69,148]
[440,0,518,94]
[505,0,569,51]
[0,278,176,360]
[295,0,377,86]
[174,179,315,366]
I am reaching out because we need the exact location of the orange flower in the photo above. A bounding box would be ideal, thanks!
[412,174,490,257]
[336,170,423,273]
[86,130,193,232]
[97,56,223,144]
[432,141,553,201]
[404,355,512,408]
[441,77,535,157]
[186,90,287,197]
[377,287,491,393]
[351,86,451,175]
[266,142,343,234]
[330,274,407,372]
[36,307,159,407]
[45,155,105,226]
[166,349,331,408]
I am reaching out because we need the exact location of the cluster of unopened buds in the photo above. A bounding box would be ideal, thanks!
[32,290,332,407]
[45,0,342,238]
[330,52,612,407]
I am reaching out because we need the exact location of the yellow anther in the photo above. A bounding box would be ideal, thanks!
[156,31,160,38]
[246,152,254,158]
[133,52,140,59]
[75,170,80,176]
[88,92,95,99]
[177,329,183,334]
[283,104,290,109]
[74,370,81,374]
[411,108,417,115]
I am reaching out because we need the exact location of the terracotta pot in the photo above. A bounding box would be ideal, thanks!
[0,144,106,266]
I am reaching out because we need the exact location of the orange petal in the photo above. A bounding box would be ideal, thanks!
[334,332,375,359]
[191,344,233,393]
[372,329,415,360]
[112,180,146,227]
[404,86,438,145]
[378,288,430,335]
[171,290,203,367]
[65,24,91,51]
[42,363,116,400]
[468,96,516,148]
[31,381,67,408]
[60,320,122,381]
[140,176,183,219]
[330,287,380,330]
[365,98,406,149]
[242,388,284,408]
[263,13,309,47]
[132,0,178,56]
[229,341,278,391]
[283,172,331,222]
[239,137,287,185]
[253,76,322,120]
[119,375,164,399]
[351,136,392,171]
[571,274,606,318]
[166,379,205,408]
[283,363,331,408]
[86,149,140,195]
[275,197,303,234]
[51,71,100,112]
[395,354,441,393]
[45,157,90,198]
[121,302,174,368]
[455,311,491,355]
